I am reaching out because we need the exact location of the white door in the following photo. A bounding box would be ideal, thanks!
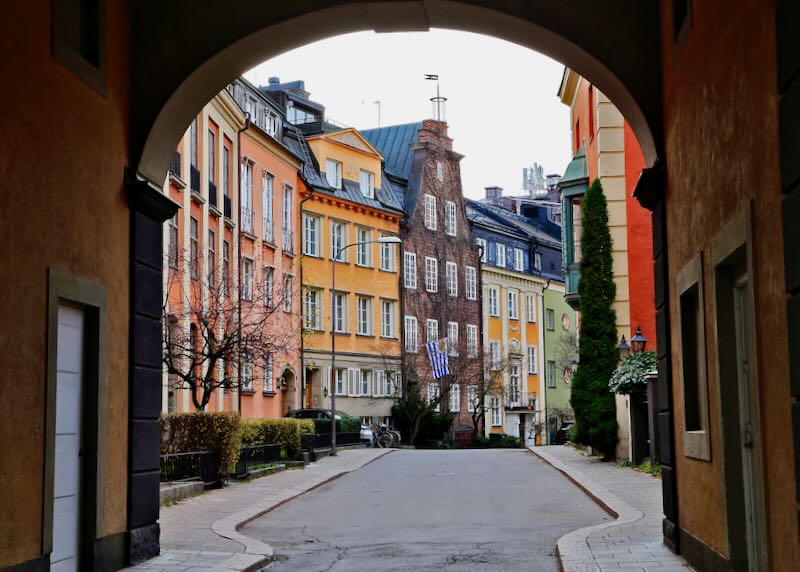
[51,305,84,572]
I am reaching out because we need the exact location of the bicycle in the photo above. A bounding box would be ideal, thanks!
[371,423,401,448]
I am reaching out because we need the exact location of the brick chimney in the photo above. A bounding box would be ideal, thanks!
[418,119,452,150]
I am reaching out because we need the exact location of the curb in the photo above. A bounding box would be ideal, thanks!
[210,448,394,571]
[529,447,644,572]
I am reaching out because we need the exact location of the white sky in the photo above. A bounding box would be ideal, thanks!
[246,29,572,201]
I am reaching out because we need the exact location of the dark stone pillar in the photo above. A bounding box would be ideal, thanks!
[125,171,179,565]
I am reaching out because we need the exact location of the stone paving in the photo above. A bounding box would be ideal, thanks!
[125,448,392,572]
[531,445,693,572]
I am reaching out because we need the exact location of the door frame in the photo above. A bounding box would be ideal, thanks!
[44,269,108,567]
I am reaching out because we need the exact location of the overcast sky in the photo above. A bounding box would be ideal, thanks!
[246,29,572,201]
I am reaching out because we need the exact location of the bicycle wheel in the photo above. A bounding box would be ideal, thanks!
[389,431,401,447]
[377,433,393,448]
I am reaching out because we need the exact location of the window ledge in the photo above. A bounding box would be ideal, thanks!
[263,390,276,396]
[355,263,373,269]
[224,217,236,229]
[169,173,187,189]
[190,190,206,204]
[209,205,222,217]
[263,240,277,250]
[380,335,397,340]
[241,388,256,395]
[334,331,352,336]
[355,333,374,338]
[241,231,258,241]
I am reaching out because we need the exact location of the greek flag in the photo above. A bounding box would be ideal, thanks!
[425,338,449,380]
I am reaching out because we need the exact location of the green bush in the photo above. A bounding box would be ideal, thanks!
[312,416,362,435]
[161,411,241,468]
[609,350,657,397]
[239,418,309,457]
[475,435,490,448]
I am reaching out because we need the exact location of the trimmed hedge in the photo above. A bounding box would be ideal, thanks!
[240,418,312,456]
[312,416,362,435]
[160,411,241,468]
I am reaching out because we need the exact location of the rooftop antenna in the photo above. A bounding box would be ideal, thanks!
[425,74,447,122]
[373,100,381,127]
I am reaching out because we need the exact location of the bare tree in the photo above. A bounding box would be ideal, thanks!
[163,254,296,411]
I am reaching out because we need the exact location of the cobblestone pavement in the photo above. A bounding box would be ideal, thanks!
[532,446,693,572]
[125,448,392,571]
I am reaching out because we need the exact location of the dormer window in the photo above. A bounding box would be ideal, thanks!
[436,161,444,182]
[359,169,375,199]
[326,159,342,189]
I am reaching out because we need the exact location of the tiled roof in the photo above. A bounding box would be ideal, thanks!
[361,122,422,180]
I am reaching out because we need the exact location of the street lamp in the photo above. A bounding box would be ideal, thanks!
[630,326,648,353]
[329,235,402,456]
[616,334,631,360]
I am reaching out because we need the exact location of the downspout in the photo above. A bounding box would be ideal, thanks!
[236,113,251,415]
[475,240,486,438]
[299,188,315,409]
[541,278,551,444]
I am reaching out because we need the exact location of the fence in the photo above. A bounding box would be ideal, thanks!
[234,443,281,478]
[160,451,220,485]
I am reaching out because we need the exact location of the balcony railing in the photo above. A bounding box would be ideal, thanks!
[282,229,294,254]
[241,207,254,234]
[263,218,274,243]
[169,151,181,178]
[223,195,232,219]
[564,264,581,310]
[190,164,200,193]
[209,181,218,209]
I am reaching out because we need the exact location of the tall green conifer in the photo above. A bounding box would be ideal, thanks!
[570,179,619,458]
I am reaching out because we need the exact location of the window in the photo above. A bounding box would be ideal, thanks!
[424,194,437,230]
[514,248,524,271]
[303,214,320,256]
[546,308,555,330]
[380,235,395,271]
[534,252,542,271]
[263,354,274,393]
[207,230,216,287]
[242,258,253,301]
[361,369,371,396]
[490,397,501,426]
[426,319,439,344]
[465,267,477,300]
[488,287,499,317]
[381,300,395,338]
[335,368,347,396]
[447,322,459,356]
[282,185,292,234]
[467,385,477,412]
[190,118,198,168]
[189,217,199,279]
[283,275,292,313]
[223,146,230,198]
[241,161,253,233]
[326,159,342,189]
[348,368,359,396]
[263,173,274,241]
[357,296,372,335]
[331,221,347,262]
[404,316,418,352]
[263,267,274,307]
[496,243,506,267]
[445,201,457,236]
[508,290,519,320]
[490,341,500,370]
[509,365,521,405]
[466,324,478,358]
[304,288,322,330]
[223,240,230,297]
[436,160,444,182]
[208,129,216,184]
[334,293,347,333]
[241,353,253,391]
[359,169,375,198]
[425,257,438,292]
[168,214,179,269]
[526,294,537,323]
[476,237,487,262]
[527,346,538,375]
[449,384,460,412]
[404,252,417,289]
[547,360,556,388]
[428,383,441,412]
[446,261,458,297]
[356,227,371,266]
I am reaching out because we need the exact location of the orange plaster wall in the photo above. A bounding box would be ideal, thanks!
[0,1,131,565]
[660,0,797,566]
[570,79,599,181]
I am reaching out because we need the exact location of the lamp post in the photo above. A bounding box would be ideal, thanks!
[630,326,648,353]
[616,334,631,361]
[329,235,402,456]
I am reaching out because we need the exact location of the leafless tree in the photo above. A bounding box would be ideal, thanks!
[163,254,296,411]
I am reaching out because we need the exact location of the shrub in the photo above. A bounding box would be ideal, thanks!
[609,350,657,397]
[312,416,362,435]
[161,411,241,468]
[239,418,309,457]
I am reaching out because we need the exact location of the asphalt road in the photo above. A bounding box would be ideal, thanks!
[243,449,609,571]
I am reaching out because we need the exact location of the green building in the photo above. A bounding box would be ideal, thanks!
[543,282,578,443]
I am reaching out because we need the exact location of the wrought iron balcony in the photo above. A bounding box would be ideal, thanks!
[209,182,218,209]
[241,207,254,234]
[169,151,181,178]
[223,194,232,219]
[190,164,200,193]
[282,229,294,255]
[263,218,274,244]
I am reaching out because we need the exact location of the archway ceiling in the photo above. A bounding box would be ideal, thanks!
[133,0,662,185]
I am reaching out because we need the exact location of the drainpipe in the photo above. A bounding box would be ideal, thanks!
[236,113,251,415]
[299,187,315,409]
[541,278,551,445]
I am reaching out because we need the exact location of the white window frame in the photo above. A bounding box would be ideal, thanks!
[263,354,274,393]
[428,383,441,412]
[547,360,556,388]
[467,385,477,412]
[526,294,537,323]
[360,369,371,396]
[446,261,458,297]
[514,248,524,271]
[509,365,521,405]
[534,252,542,271]
[263,173,274,241]
[304,288,322,330]
[527,346,538,375]
[326,158,342,189]
[436,160,444,182]
[331,221,347,262]
[490,397,501,426]
[426,319,439,344]
[466,324,478,358]
[356,227,372,266]
[447,322,459,356]
[359,169,375,199]
[490,341,501,370]
[445,200,457,236]
[381,300,395,338]
[282,185,293,234]
[508,290,519,320]
[488,287,499,317]
[476,237,487,262]
[333,292,348,333]
[303,214,320,257]
[335,368,347,396]
[449,384,460,412]
[403,251,417,289]
[263,266,274,307]
[404,315,418,353]
[425,257,438,292]
[241,352,253,391]
[465,266,477,300]
[424,194,437,230]
[496,243,506,267]
[283,275,293,313]
[242,258,253,301]
[380,235,395,271]
[357,296,372,336]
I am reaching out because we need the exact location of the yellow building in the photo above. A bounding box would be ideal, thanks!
[300,127,404,423]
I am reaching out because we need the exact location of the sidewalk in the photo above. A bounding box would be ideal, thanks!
[126,448,392,572]
[531,445,692,572]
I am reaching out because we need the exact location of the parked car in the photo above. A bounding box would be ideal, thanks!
[284,409,372,443]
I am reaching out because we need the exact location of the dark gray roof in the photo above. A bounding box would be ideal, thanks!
[361,122,422,180]
[466,199,561,248]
